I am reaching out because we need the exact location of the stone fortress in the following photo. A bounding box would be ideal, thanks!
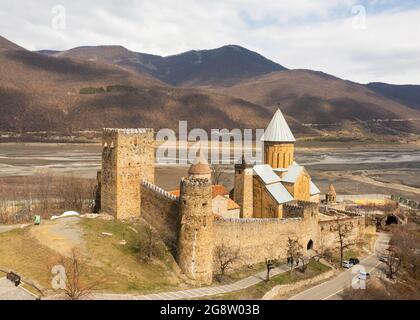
[97,109,374,285]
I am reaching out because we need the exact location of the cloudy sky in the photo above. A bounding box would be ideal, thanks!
[1,0,419,84]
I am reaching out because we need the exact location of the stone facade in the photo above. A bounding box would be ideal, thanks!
[214,206,320,268]
[252,176,283,218]
[264,142,294,169]
[177,177,214,285]
[233,159,254,218]
[282,168,311,201]
[98,127,372,285]
[101,128,154,220]
[140,180,180,252]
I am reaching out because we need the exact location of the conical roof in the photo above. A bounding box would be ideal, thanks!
[188,149,211,175]
[261,108,296,142]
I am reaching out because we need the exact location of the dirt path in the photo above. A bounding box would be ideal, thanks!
[0,224,29,234]
[318,170,420,197]
[352,172,420,196]
[29,217,83,257]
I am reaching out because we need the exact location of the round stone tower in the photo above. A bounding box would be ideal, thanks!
[177,177,214,285]
[188,150,212,181]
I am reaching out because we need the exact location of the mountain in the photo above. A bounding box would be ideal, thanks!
[209,70,420,135]
[39,45,287,86]
[2,34,419,138]
[1,36,309,135]
[366,82,420,112]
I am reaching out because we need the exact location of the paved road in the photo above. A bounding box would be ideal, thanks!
[46,264,292,300]
[288,233,390,300]
[0,278,38,300]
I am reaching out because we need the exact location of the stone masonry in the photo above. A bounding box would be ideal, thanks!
[177,177,214,285]
[101,128,154,220]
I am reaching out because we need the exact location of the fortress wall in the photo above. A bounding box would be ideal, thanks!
[319,216,369,249]
[213,216,320,268]
[140,181,180,251]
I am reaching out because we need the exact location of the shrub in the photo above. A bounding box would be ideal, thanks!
[79,87,105,94]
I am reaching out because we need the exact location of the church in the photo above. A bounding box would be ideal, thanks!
[167,108,322,220]
[232,108,321,219]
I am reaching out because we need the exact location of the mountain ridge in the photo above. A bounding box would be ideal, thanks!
[38,44,287,86]
[1,35,419,137]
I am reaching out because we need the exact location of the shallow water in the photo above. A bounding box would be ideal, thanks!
[0,143,419,178]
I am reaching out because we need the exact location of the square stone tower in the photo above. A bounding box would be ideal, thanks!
[101,128,155,220]
[234,156,254,218]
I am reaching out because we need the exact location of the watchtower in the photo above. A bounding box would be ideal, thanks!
[177,177,214,284]
[101,128,155,220]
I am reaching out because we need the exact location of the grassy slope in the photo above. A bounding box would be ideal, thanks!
[80,218,188,294]
[0,228,62,288]
[0,219,189,295]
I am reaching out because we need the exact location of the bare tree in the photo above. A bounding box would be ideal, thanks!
[286,237,303,275]
[299,256,310,273]
[35,170,54,216]
[265,258,277,281]
[131,224,163,263]
[60,248,97,300]
[389,223,419,279]
[58,175,96,213]
[213,244,241,279]
[211,165,225,185]
[383,248,401,280]
[313,236,332,262]
[335,217,356,267]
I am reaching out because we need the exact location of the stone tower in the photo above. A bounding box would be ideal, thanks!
[262,108,296,169]
[188,150,212,181]
[326,184,337,204]
[177,177,214,284]
[234,155,254,218]
[101,128,155,220]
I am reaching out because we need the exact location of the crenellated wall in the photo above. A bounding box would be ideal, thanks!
[213,213,320,268]
[140,180,180,252]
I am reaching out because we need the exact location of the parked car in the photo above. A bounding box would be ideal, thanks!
[349,258,360,265]
[358,271,370,280]
[342,261,354,268]
[379,256,388,263]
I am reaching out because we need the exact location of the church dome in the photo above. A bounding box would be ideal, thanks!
[188,163,211,175]
[188,150,211,178]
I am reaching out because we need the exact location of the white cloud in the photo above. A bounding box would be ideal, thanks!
[0,0,419,84]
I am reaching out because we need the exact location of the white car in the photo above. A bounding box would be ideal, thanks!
[342,261,354,269]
